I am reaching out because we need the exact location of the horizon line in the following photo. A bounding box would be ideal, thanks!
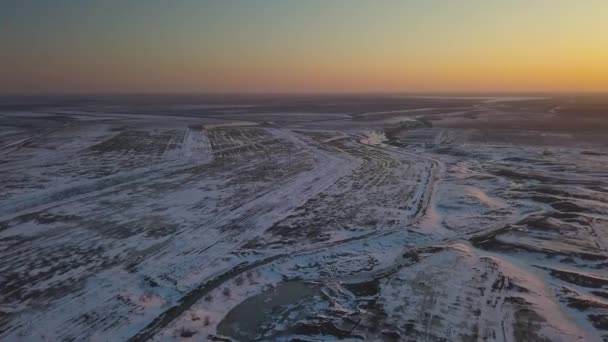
[1,90,608,98]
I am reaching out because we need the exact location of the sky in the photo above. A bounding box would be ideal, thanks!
[1,0,607,94]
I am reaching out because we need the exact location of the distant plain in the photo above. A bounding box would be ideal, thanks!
[1,94,607,341]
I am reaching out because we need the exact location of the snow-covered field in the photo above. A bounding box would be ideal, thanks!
[1,96,607,341]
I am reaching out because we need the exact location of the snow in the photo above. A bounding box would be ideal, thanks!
[1,102,607,341]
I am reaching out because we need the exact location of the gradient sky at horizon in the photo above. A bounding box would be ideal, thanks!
[1,0,607,94]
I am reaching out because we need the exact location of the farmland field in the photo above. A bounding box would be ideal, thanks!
[1,94,607,341]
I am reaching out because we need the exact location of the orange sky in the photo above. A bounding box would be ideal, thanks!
[2,0,607,94]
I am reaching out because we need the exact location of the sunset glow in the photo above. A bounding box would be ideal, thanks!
[2,0,607,94]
